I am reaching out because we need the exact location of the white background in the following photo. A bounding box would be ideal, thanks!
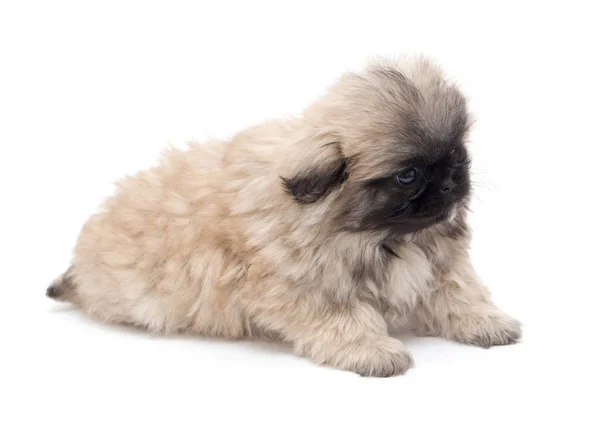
[1,1,599,425]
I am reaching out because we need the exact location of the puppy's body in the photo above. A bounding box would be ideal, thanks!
[48,57,521,376]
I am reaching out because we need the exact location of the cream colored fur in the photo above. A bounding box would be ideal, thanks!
[48,56,521,377]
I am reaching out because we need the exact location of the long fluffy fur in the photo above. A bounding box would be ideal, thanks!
[47,56,521,377]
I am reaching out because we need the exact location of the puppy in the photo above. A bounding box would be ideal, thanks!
[47,56,521,377]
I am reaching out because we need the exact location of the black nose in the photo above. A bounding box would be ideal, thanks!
[439,180,454,193]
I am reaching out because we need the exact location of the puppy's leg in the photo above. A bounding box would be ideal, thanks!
[412,254,522,347]
[255,300,413,377]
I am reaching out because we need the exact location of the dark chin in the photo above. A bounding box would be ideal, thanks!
[346,205,453,234]
[337,190,468,234]
[390,202,458,234]
[395,214,447,234]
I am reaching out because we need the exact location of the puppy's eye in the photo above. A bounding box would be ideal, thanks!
[396,167,418,185]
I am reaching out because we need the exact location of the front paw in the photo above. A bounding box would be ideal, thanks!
[455,313,522,348]
[326,337,414,377]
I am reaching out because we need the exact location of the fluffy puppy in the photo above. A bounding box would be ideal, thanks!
[47,56,521,377]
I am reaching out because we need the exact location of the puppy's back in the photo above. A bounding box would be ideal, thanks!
[47,139,254,334]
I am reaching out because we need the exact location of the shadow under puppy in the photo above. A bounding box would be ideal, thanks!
[47,56,521,377]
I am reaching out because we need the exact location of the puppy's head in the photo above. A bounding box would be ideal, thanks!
[282,56,472,235]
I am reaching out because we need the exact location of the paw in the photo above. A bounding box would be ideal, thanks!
[330,338,414,377]
[456,313,522,348]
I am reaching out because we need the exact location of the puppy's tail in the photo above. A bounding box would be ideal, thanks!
[46,267,77,303]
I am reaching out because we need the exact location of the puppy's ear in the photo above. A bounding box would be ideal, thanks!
[281,138,346,204]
